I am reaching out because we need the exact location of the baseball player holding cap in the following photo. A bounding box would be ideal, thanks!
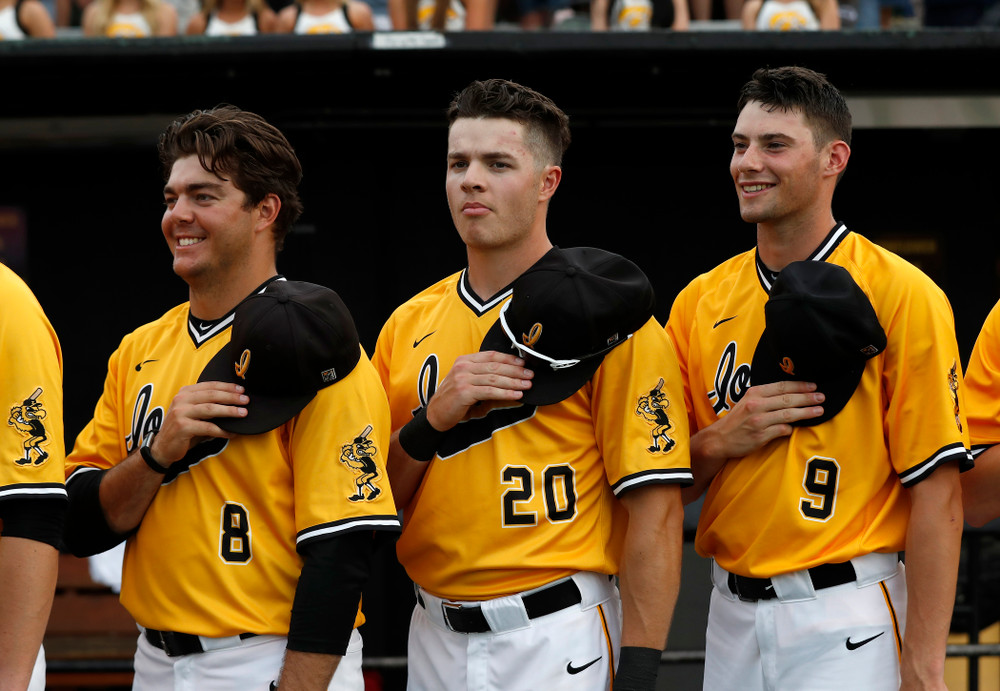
[665,65,971,690]
[0,264,66,691]
[372,78,692,691]
[62,105,399,690]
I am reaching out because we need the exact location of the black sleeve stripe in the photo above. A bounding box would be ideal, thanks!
[898,442,972,487]
[971,444,994,459]
[612,468,694,496]
[296,514,402,546]
[67,466,101,483]
[0,483,67,502]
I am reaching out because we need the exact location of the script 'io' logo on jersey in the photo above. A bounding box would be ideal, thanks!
[7,387,51,467]
[949,361,963,434]
[340,425,383,502]
[635,378,675,454]
[522,323,543,348]
[235,349,251,380]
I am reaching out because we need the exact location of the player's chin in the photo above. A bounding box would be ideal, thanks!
[738,206,769,224]
[172,258,209,281]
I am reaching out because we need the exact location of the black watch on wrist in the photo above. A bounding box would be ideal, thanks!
[140,432,169,474]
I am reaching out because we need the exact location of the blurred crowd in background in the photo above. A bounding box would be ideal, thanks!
[2,0,996,44]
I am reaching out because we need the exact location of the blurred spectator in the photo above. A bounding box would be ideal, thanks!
[848,0,915,27]
[187,0,277,33]
[276,0,374,31]
[591,0,688,30]
[742,0,839,27]
[689,0,738,22]
[82,0,177,34]
[367,0,388,28]
[55,0,88,28]
[0,0,57,36]
[388,0,494,28]
[516,0,568,27]
[167,0,197,33]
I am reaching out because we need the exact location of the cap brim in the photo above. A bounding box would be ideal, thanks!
[750,329,864,427]
[198,341,316,435]
[480,318,606,407]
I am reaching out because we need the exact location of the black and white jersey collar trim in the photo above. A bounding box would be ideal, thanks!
[186,275,285,347]
[457,269,513,317]
[188,313,234,347]
[756,223,849,293]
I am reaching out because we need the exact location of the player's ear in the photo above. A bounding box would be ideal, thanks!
[255,193,282,231]
[538,165,562,202]
[825,141,850,179]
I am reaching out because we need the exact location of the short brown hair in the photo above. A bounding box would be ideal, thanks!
[158,105,303,252]
[737,66,852,148]
[448,79,571,167]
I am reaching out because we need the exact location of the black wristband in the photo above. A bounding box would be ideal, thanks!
[398,408,447,462]
[140,434,169,474]
[613,646,661,691]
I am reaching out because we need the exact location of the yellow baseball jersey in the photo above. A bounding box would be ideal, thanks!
[963,299,1000,455]
[666,225,971,578]
[373,268,692,601]
[0,263,65,511]
[66,299,399,636]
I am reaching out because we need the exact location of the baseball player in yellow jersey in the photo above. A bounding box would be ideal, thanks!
[0,263,66,691]
[61,105,399,691]
[665,66,970,691]
[372,79,691,691]
[957,300,1000,525]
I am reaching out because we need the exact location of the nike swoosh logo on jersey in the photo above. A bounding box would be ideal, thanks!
[135,359,159,372]
[713,316,738,328]
[566,657,601,674]
[845,632,885,650]
[413,332,436,348]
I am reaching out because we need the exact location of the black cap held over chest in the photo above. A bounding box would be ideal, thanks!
[751,261,886,427]
[480,246,655,406]
[198,280,362,434]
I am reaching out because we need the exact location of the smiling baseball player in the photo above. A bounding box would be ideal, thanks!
[666,66,971,691]
[61,105,399,691]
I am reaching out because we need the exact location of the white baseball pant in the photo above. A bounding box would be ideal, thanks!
[703,553,906,691]
[407,571,622,691]
[132,628,363,690]
[28,645,45,691]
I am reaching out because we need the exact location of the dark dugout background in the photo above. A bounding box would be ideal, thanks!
[3,30,1000,688]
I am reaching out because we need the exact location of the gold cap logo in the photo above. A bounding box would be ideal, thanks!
[522,323,543,348]
[779,357,795,375]
[235,349,251,379]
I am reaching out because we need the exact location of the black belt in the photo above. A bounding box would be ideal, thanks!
[727,561,857,602]
[418,578,583,633]
[144,628,258,657]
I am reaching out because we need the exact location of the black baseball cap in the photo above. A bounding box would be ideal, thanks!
[480,246,655,406]
[198,280,362,434]
[751,261,886,427]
